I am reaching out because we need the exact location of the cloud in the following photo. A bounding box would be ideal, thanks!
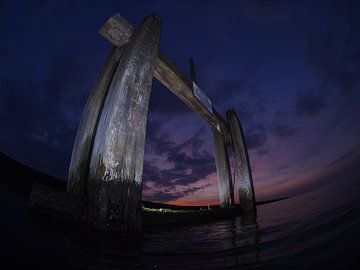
[143,182,212,202]
[306,1,360,94]
[325,149,357,168]
[270,109,298,138]
[0,54,93,179]
[245,130,268,149]
[148,80,190,117]
[295,94,326,117]
[271,123,298,138]
[256,147,269,156]
[143,120,216,202]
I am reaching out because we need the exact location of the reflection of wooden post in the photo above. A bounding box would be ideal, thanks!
[226,109,256,212]
[87,14,161,230]
[211,128,234,208]
[67,46,124,198]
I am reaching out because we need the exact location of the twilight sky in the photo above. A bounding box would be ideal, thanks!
[1,0,360,205]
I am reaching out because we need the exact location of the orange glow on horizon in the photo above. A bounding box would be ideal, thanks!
[167,198,219,206]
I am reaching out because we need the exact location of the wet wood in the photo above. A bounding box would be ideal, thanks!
[67,46,124,198]
[99,13,231,143]
[226,109,256,212]
[87,14,162,230]
[211,128,234,208]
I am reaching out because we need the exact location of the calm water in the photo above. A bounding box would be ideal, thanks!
[1,175,360,269]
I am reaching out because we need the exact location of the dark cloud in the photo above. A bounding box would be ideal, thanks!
[143,183,211,202]
[295,94,326,117]
[325,149,357,168]
[144,122,216,195]
[271,123,297,138]
[0,54,93,179]
[148,80,190,117]
[270,109,298,138]
[209,80,245,106]
[256,147,269,156]
[245,130,268,150]
[207,62,261,106]
[207,79,269,152]
[306,1,360,94]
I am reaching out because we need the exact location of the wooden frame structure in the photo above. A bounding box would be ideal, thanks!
[66,13,256,230]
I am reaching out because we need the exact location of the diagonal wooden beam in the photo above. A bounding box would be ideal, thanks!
[99,13,230,143]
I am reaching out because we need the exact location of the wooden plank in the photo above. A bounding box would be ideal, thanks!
[227,109,256,212]
[99,13,230,143]
[211,128,234,208]
[67,46,124,198]
[87,14,161,230]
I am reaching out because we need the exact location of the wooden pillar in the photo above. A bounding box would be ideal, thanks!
[87,14,161,230]
[211,128,234,208]
[67,46,124,197]
[226,109,256,212]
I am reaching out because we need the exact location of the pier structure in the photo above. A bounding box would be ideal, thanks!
[67,13,256,230]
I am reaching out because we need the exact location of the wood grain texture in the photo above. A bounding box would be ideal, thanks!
[87,14,162,230]
[211,128,234,208]
[67,46,124,198]
[226,109,256,212]
[99,13,231,143]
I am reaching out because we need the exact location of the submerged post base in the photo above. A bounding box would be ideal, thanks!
[29,183,142,231]
[29,183,246,230]
[87,180,143,231]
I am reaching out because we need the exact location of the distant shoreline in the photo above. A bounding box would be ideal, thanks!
[0,152,289,208]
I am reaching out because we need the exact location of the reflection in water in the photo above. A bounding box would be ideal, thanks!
[1,175,360,269]
[239,212,260,265]
[141,212,260,270]
[61,228,143,269]
[221,211,260,269]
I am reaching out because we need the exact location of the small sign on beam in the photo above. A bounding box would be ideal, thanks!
[192,82,213,115]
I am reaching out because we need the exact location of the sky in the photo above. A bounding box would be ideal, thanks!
[1,0,360,205]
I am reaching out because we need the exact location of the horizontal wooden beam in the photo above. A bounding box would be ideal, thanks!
[99,13,230,143]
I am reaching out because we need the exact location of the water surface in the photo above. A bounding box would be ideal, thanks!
[1,174,360,269]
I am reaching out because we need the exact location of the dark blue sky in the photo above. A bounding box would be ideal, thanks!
[1,0,359,204]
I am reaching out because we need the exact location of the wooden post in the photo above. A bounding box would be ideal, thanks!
[211,128,234,208]
[87,14,161,230]
[67,46,124,198]
[99,13,231,143]
[226,109,256,212]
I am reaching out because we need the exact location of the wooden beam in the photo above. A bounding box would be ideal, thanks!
[87,14,161,230]
[211,128,234,208]
[67,46,124,198]
[227,109,256,212]
[99,13,230,143]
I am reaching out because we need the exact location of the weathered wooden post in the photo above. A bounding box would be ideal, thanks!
[226,108,256,212]
[211,128,235,207]
[67,46,124,198]
[87,14,161,230]
[187,57,234,208]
